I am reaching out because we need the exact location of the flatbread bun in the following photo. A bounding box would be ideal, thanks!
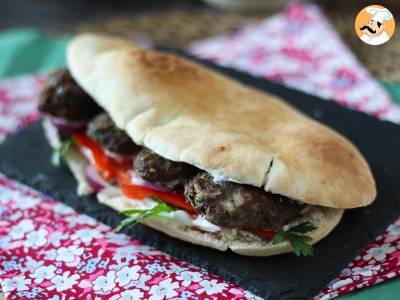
[67,33,376,209]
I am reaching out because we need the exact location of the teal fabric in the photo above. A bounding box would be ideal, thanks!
[0,28,398,299]
[0,28,69,77]
[380,79,400,105]
[343,279,400,299]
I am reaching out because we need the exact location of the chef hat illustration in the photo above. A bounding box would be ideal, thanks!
[366,7,393,24]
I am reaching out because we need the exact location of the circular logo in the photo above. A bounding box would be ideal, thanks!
[355,5,395,45]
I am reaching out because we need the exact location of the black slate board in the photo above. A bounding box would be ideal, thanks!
[1,57,400,300]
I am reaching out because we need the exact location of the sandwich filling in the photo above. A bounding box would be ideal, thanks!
[39,69,319,252]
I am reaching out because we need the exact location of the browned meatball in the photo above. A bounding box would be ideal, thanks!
[87,113,140,155]
[184,172,302,229]
[38,69,102,121]
[134,149,198,188]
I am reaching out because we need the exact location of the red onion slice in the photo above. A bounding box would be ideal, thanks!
[85,165,110,192]
[104,149,134,163]
[47,115,87,135]
[128,171,172,193]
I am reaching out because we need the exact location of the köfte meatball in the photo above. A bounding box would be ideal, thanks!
[87,113,141,155]
[184,172,302,229]
[134,149,198,188]
[38,69,102,121]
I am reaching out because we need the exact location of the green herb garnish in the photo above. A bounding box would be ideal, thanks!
[272,222,317,256]
[115,201,174,231]
[52,136,74,166]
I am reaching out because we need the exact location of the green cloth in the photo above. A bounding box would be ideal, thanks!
[0,28,69,77]
[380,79,400,105]
[0,28,399,299]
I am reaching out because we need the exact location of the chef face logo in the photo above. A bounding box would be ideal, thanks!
[355,5,395,45]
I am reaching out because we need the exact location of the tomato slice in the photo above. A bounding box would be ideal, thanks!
[74,133,276,240]
[117,170,196,213]
[74,133,131,180]
[246,228,277,240]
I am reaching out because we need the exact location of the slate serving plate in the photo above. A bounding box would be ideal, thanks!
[1,55,400,299]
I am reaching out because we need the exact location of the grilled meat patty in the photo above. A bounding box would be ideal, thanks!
[184,172,302,229]
[87,113,140,155]
[38,69,102,121]
[134,149,198,188]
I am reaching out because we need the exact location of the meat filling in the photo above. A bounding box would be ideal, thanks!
[38,69,102,121]
[184,172,302,229]
[87,113,140,155]
[134,149,198,188]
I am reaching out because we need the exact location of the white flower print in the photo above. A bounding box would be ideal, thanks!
[23,228,48,248]
[116,265,141,286]
[49,271,80,292]
[130,274,151,289]
[243,290,264,300]
[176,271,202,287]
[52,202,75,215]
[105,232,131,245]
[8,211,22,221]
[363,244,395,261]
[56,245,84,263]
[169,263,188,275]
[384,234,398,243]
[13,194,39,209]
[9,219,34,239]
[0,188,22,205]
[48,231,68,247]
[387,223,400,236]
[71,228,103,244]
[2,275,31,292]
[351,265,381,277]
[0,236,11,249]
[93,270,116,293]
[149,278,179,300]
[110,289,144,300]
[24,257,43,270]
[66,214,97,226]
[0,206,7,216]
[44,249,57,260]
[229,288,242,295]
[113,245,152,263]
[197,279,228,295]
[340,268,353,277]
[30,265,57,283]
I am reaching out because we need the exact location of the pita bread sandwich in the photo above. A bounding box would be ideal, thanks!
[38,34,376,256]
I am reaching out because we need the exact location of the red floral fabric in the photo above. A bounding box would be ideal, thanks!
[188,4,400,124]
[315,217,400,299]
[0,176,262,300]
[0,75,43,142]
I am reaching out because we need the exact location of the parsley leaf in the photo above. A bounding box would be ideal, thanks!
[51,136,74,166]
[272,222,317,256]
[115,202,174,231]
